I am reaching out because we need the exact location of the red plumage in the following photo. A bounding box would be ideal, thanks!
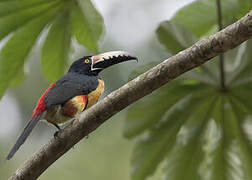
[32,83,56,117]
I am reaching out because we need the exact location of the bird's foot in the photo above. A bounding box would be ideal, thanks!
[54,131,59,138]
[53,124,62,139]
[54,129,64,139]
[70,118,78,126]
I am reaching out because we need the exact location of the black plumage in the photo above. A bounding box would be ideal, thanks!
[44,73,98,109]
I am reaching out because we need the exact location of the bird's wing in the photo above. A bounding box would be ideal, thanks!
[44,73,98,109]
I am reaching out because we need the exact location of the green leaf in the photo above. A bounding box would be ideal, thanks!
[0,4,61,98]
[201,96,252,180]
[0,0,105,98]
[124,82,201,139]
[0,0,54,16]
[126,1,252,180]
[42,10,71,82]
[0,0,14,2]
[156,20,196,54]
[71,0,104,51]
[0,82,7,98]
[161,95,252,180]
[0,0,60,41]
[156,20,217,84]
[163,96,217,180]
[219,97,252,180]
[183,66,218,85]
[227,40,252,86]
[230,85,252,111]
[172,0,250,38]
[131,94,211,180]
[229,97,252,179]
[9,67,26,86]
[199,98,224,180]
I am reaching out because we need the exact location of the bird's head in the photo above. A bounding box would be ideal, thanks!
[68,51,138,76]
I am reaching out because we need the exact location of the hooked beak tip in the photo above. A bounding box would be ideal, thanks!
[132,56,138,62]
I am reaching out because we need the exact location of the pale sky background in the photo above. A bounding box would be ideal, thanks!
[0,0,194,138]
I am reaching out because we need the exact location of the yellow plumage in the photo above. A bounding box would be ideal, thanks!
[87,79,104,108]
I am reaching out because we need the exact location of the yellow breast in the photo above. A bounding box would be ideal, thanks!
[87,79,104,108]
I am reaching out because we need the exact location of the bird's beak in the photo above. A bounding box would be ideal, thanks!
[91,51,138,72]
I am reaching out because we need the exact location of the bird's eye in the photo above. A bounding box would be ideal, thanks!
[84,59,90,63]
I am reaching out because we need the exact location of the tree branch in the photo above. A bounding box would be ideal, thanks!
[9,10,252,180]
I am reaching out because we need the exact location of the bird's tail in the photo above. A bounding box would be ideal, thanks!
[6,113,43,160]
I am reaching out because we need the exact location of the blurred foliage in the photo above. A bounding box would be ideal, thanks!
[0,0,104,98]
[172,0,250,38]
[124,0,252,180]
[1,0,252,180]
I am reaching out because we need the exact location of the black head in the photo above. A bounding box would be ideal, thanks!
[68,51,138,76]
[68,56,94,75]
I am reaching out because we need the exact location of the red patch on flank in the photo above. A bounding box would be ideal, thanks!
[80,95,88,105]
[32,83,56,118]
[61,101,78,117]
[61,95,88,117]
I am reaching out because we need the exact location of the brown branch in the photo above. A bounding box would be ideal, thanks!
[9,10,252,180]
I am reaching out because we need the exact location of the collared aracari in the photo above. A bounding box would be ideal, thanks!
[6,51,137,160]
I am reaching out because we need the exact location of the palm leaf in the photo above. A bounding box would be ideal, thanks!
[0,0,104,98]
[42,10,71,82]
[126,1,252,180]
[0,3,62,97]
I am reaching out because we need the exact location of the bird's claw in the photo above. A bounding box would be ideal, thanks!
[70,118,76,125]
[54,131,59,138]
[70,118,79,126]
[54,130,62,139]
[53,124,62,139]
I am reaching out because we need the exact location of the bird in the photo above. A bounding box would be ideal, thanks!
[6,51,137,160]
